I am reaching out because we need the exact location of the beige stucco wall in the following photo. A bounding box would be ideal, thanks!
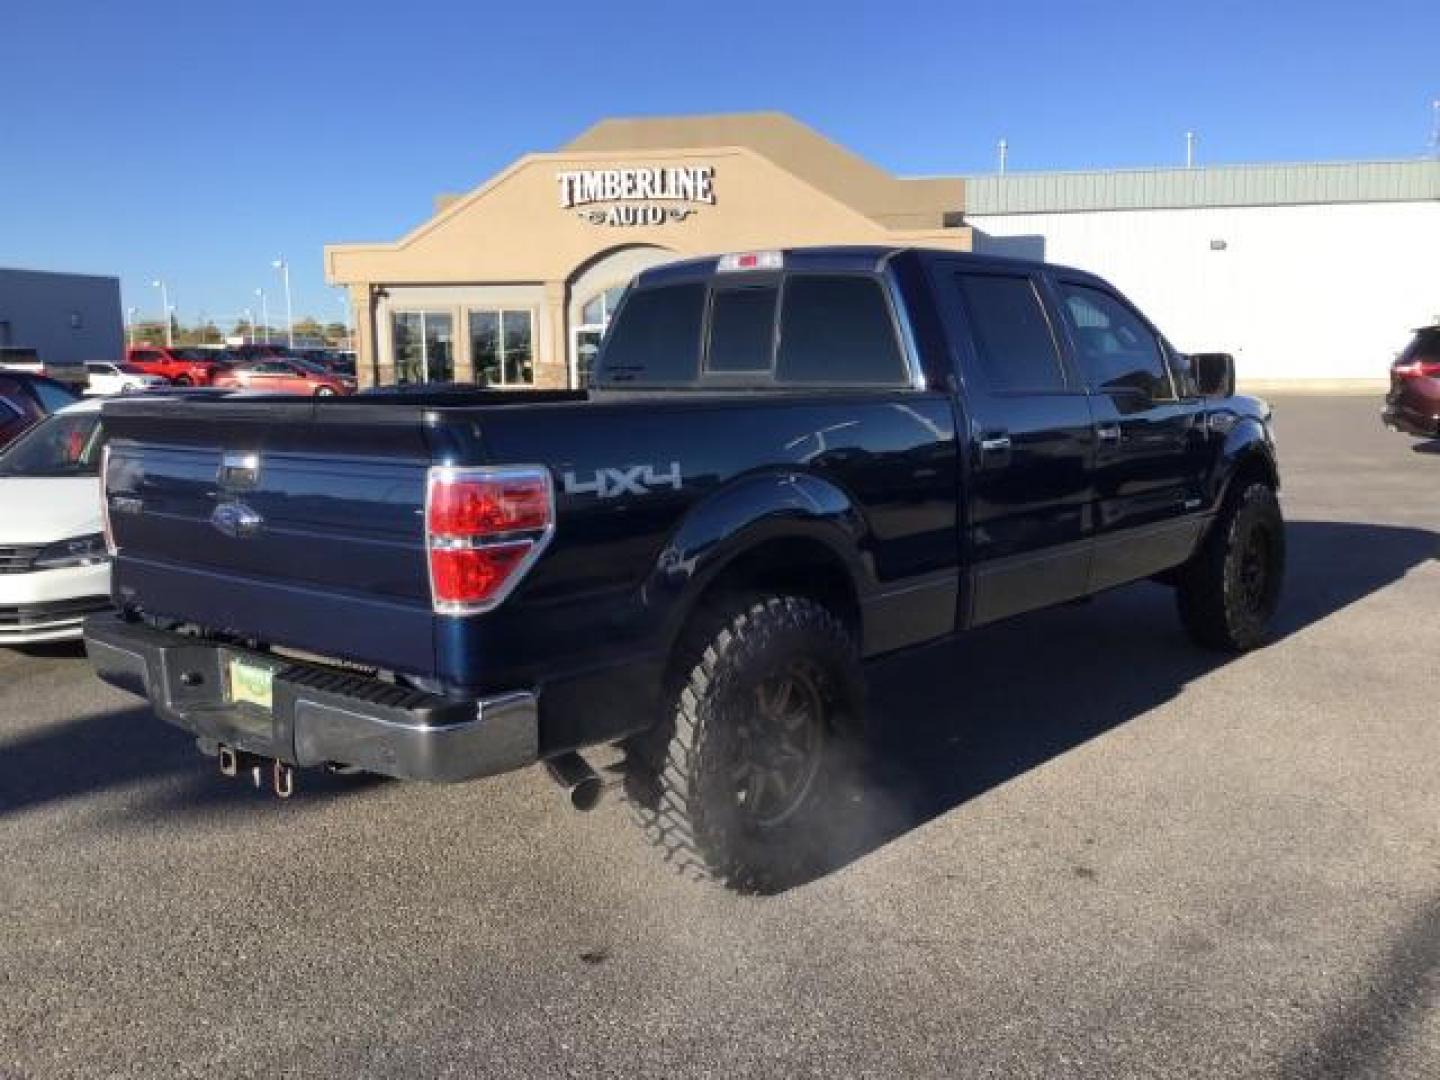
[326,126,971,387]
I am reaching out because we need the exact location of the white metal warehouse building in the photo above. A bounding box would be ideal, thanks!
[966,160,1439,383]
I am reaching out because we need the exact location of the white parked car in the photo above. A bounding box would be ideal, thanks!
[0,397,111,644]
[85,361,167,396]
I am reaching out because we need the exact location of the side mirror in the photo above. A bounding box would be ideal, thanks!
[1191,352,1235,398]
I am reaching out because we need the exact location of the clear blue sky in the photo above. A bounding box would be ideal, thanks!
[2,0,1435,330]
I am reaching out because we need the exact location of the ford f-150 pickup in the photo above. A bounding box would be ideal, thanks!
[85,247,1283,891]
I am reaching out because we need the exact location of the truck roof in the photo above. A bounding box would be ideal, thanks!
[636,245,1097,288]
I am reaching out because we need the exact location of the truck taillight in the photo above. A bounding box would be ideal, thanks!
[425,466,554,614]
[100,444,117,556]
[1393,358,1440,378]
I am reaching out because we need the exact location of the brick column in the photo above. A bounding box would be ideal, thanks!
[349,284,386,389]
[452,305,473,383]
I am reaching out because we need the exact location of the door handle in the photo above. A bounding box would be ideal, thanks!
[1097,423,1122,444]
[977,432,1012,468]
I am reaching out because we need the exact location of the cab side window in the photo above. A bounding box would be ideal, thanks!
[1059,283,1174,402]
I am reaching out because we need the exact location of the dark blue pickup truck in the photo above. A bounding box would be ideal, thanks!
[86,246,1282,890]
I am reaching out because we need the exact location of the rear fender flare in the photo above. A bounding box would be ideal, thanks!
[643,470,872,651]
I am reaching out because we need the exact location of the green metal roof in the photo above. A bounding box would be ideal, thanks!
[961,159,1440,215]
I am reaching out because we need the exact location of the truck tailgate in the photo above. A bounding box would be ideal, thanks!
[102,397,439,674]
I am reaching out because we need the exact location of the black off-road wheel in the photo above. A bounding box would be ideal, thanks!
[624,593,863,893]
[1177,481,1285,652]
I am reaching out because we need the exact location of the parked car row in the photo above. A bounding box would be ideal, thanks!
[94,347,358,396]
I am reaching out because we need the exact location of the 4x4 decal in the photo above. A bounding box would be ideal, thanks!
[562,462,682,499]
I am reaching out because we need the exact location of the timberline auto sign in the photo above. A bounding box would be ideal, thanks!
[557,165,715,227]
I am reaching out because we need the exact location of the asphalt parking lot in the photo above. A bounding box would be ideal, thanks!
[1,393,1436,1079]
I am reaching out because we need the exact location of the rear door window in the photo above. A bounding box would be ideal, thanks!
[596,283,705,386]
[955,273,1067,393]
[776,275,907,385]
[706,285,777,373]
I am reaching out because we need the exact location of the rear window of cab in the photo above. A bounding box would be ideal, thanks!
[595,273,910,388]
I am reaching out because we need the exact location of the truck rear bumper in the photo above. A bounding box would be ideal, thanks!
[83,614,537,783]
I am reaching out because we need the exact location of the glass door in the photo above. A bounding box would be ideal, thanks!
[469,310,534,387]
[391,312,453,384]
[572,327,605,388]
[570,284,627,388]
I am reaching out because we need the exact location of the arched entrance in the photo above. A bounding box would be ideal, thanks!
[567,245,674,386]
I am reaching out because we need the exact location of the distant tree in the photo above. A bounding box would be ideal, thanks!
[132,321,166,345]
[323,322,348,345]
[175,321,219,346]
[292,316,325,342]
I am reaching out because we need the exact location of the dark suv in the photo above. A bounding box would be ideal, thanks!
[1383,326,1440,438]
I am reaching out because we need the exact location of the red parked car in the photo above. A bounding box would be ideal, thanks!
[0,372,80,451]
[211,357,356,396]
[1383,326,1440,439]
[124,346,231,386]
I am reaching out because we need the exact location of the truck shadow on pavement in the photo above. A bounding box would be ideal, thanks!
[0,519,1434,852]
[777,518,1439,892]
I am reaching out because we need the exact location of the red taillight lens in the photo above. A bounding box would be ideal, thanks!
[428,472,550,535]
[429,543,532,605]
[425,466,553,614]
[1393,358,1440,378]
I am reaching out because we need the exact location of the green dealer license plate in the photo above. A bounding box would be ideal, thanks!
[228,657,274,711]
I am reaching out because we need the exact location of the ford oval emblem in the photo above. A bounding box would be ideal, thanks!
[211,500,263,539]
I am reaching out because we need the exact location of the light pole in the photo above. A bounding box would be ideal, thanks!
[126,306,137,347]
[243,307,255,344]
[255,288,269,345]
[151,280,172,347]
[997,138,1009,175]
[1185,131,1197,169]
[273,257,293,348]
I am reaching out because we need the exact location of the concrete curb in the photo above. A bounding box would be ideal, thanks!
[1239,380,1386,395]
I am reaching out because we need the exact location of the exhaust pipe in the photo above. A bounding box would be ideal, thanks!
[545,751,603,812]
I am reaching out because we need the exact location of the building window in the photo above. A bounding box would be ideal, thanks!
[392,312,453,384]
[580,285,627,329]
[469,310,534,387]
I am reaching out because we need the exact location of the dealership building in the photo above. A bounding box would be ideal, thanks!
[326,113,1438,389]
